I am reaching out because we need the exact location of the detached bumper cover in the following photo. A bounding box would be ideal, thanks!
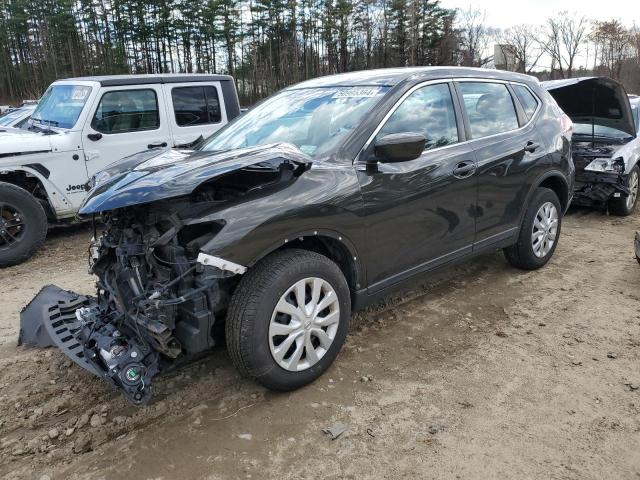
[635,232,640,263]
[19,285,159,404]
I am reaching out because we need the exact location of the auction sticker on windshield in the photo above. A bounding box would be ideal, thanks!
[71,86,91,100]
[333,88,382,98]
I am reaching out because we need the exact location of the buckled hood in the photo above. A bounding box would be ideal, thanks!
[542,77,636,137]
[79,143,312,214]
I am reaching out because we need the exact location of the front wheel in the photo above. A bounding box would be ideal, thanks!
[225,249,351,391]
[0,182,48,267]
[608,164,639,216]
[504,187,562,270]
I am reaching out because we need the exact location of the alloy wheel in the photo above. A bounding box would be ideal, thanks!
[531,201,558,258]
[0,204,25,247]
[627,170,639,210]
[269,277,340,372]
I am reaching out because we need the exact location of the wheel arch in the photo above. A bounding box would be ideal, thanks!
[531,171,570,213]
[247,229,364,296]
[0,167,65,219]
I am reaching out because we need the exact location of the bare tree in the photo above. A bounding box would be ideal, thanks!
[591,20,632,79]
[541,13,590,78]
[457,7,495,67]
[499,24,544,73]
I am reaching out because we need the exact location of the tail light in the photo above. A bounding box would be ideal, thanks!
[560,114,573,135]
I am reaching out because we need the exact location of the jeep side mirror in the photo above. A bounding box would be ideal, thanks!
[373,133,426,163]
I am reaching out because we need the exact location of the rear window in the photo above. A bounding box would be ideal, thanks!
[172,86,221,127]
[458,82,519,139]
[513,84,539,121]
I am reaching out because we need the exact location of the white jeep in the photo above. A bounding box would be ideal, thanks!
[0,74,240,266]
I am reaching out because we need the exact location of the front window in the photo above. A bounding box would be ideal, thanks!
[92,89,160,134]
[201,86,389,158]
[31,84,92,129]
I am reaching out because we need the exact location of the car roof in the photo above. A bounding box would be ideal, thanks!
[55,73,235,87]
[288,67,538,89]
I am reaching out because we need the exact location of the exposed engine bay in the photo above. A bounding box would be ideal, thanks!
[20,154,307,404]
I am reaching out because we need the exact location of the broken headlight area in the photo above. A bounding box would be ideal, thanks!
[21,202,240,404]
[572,143,629,204]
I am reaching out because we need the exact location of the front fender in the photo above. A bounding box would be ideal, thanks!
[0,165,74,216]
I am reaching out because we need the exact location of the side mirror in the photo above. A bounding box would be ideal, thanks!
[373,133,426,163]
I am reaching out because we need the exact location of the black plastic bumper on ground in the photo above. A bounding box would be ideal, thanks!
[635,232,640,264]
[19,285,100,377]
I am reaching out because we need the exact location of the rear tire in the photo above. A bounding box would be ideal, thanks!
[225,249,351,391]
[0,182,47,267]
[504,187,562,270]
[608,164,639,216]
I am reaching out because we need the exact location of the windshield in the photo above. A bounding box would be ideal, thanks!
[201,86,389,158]
[573,122,633,139]
[31,84,92,129]
[0,108,29,126]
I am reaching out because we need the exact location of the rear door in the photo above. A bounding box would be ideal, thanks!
[454,80,545,247]
[357,81,478,291]
[162,82,228,147]
[81,85,171,177]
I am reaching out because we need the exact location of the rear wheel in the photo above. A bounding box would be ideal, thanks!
[0,182,47,267]
[504,187,562,270]
[225,249,351,391]
[608,164,639,216]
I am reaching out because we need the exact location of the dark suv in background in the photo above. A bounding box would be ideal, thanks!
[24,67,574,404]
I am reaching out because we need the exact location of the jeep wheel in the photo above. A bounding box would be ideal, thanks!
[608,164,639,216]
[504,187,562,270]
[226,249,351,391]
[0,182,48,267]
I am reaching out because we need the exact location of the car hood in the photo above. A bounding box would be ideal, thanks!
[0,128,52,156]
[542,77,636,137]
[79,143,312,214]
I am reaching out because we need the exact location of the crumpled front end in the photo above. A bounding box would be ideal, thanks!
[571,141,629,205]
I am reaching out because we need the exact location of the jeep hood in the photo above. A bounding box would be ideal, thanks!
[0,128,52,157]
[79,143,312,214]
[543,77,636,137]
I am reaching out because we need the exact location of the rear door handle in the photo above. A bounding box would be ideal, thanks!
[524,141,540,153]
[452,161,477,179]
[148,142,168,149]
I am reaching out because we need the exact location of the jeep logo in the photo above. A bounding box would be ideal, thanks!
[66,184,86,193]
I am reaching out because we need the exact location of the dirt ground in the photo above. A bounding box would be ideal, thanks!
[1,207,639,480]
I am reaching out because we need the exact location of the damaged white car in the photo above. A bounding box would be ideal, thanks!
[543,77,639,215]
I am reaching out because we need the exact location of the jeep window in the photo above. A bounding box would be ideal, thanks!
[377,83,458,151]
[92,89,159,134]
[458,82,519,138]
[512,84,539,121]
[201,86,389,158]
[172,86,221,126]
[30,85,92,129]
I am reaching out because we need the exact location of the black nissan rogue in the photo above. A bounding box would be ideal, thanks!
[23,67,575,403]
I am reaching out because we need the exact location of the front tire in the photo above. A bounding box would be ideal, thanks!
[0,182,47,267]
[608,164,639,216]
[225,249,351,391]
[504,187,562,270]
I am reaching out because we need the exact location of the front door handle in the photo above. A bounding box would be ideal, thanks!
[524,141,540,153]
[452,161,477,179]
[148,142,168,149]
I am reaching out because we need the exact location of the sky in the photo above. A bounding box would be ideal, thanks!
[439,0,640,70]
[439,0,640,29]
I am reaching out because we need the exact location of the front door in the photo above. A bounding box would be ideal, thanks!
[81,85,172,177]
[356,82,478,292]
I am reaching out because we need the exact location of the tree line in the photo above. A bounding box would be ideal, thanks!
[1,1,639,105]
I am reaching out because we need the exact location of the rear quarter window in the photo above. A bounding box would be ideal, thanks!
[512,84,540,121]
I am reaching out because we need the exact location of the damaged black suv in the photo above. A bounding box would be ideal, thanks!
[24,68,574,403]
